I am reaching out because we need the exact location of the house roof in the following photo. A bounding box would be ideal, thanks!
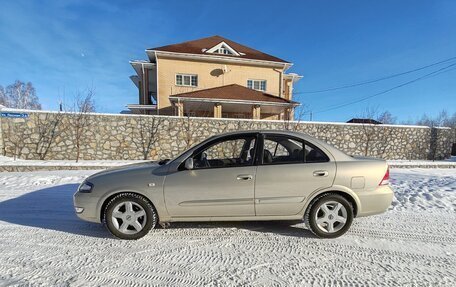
[149,35,289,63]
[169,84,298,105]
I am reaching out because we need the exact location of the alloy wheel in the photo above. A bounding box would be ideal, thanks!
[315,200,348,233]
[111,201,147,235]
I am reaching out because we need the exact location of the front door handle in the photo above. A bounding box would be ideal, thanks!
[237,174,253,181]
[313,170,329,177]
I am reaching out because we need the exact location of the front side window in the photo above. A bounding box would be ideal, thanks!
[176,74,198,87]
[192,136,256,169]
[247,79,267,91]
[261,135,329,165]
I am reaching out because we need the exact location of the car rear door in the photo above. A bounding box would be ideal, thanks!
[254,134,336,216]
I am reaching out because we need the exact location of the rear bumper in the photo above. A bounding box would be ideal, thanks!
[73,192,101,223]
[356,185,394,217]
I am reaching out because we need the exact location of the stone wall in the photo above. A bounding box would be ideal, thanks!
[0,110,452,161]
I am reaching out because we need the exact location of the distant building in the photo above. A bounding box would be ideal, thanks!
[129,35,302,120]
[347,118,382,124]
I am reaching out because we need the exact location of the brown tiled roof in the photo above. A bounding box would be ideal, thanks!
[149,35,289,63]
[170,84,297,105]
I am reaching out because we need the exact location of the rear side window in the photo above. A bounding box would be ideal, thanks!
[304,143,330,163]
[263,137,303,164]
[262,135,329,165]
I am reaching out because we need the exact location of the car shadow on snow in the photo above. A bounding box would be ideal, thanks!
[0,184,110,238]
[0,184,315,239]
[159,221,317,239]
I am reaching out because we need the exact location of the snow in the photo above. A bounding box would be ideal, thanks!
[391,168,456,211]
[388,156,456,168]
[0,155,146,167]
[0,169,455,286]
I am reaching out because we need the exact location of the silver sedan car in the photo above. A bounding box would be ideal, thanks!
[74,130,393,240]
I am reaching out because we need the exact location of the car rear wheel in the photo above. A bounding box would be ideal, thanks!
[103,193,157,240]
[305,193,353,238]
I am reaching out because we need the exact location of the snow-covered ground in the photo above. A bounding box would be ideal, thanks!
[0,155,146,167]
[388,156,456,168]
[0,169,455,286]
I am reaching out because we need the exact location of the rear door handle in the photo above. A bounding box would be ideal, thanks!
[236,174,253,181]
[313,170,329,177]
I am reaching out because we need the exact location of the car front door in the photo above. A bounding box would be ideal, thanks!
[254,134,336,216]
[164,134,258,217]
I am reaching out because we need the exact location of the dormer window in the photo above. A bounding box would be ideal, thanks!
[206,42,240,56]
[214,46,232,55]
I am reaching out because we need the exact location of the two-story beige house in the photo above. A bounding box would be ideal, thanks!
[129,35,301,120]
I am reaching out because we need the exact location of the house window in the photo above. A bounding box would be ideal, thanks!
[247,79,267,91]
[176,74,198,87]
[206,42,239,56]
[215,46,233,55]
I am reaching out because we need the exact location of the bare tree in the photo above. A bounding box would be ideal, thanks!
[136,116,162,160]
[377,111,397,124]
[172,104,212,153]
[3,81,41,110]
[415,111,449,128]
[415,110,455,159]
[356,107,395,158]
[180,116,194,150]
[70,89,95,162]
[358,107,379,156]
[444,112,456,151]
[0,85,6,106]
[34,112,64,160]
[4,122,28,160]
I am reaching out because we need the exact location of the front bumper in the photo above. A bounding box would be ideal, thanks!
[73,191,101,223]
[356,185,394,217]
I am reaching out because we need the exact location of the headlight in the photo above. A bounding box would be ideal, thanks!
[78,182,94,193]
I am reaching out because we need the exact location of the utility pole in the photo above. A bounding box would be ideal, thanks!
[309,111,313,121]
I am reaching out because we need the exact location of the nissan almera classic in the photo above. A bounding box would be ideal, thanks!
[74,130,393,240]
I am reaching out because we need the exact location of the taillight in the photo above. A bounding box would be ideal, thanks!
[379,166,390,186]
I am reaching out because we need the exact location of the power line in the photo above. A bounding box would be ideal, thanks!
[295,56,456,94]
[308,62,456,114]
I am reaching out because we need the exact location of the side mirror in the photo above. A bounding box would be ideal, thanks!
[184,158,194,170]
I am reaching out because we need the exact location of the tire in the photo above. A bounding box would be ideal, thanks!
[103,193,158,240]
[305,193,354,238]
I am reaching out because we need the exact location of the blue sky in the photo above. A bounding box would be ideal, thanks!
[0,0,455,122]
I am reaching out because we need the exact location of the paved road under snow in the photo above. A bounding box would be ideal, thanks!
[0,169,455,286]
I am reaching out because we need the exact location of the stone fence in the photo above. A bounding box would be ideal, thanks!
[0,109,452,161]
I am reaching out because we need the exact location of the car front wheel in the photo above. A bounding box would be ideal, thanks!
[103,193,157,240]
[305,193,354,238]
